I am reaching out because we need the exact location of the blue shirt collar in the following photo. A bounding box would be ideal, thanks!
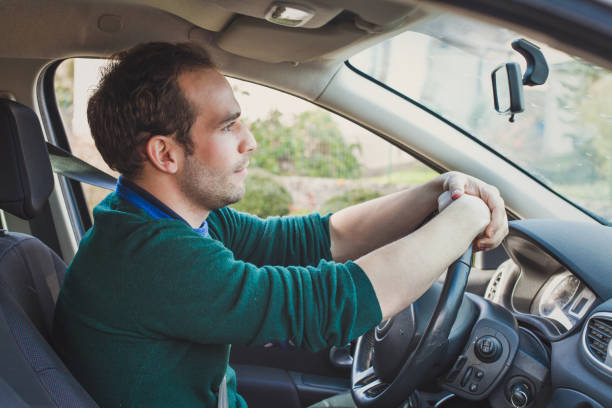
[115,175,209,237]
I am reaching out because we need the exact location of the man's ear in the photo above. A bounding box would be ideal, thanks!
[145,135,181,174]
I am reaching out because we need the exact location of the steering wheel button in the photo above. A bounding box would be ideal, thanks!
[475,335,502,362]
[446,368,460,383]
[469,383,478,393]
[454,355,467,370]
[460,367,473,387]
[474,369,484,380]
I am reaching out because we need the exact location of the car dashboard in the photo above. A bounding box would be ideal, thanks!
[481,220,612,407]
[485,261,597,334]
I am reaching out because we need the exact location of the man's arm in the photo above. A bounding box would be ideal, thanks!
[208,207,334,267]
[355,194,490,320]
[329,171,508,262]
[329,177,442,263]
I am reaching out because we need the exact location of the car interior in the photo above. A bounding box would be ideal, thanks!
[0,1,611,407]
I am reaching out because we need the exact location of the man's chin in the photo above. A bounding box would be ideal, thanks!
[220,186,246,208]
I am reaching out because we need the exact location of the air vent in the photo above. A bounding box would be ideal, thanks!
[583,313,612,371]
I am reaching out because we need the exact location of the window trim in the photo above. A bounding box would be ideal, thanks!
[37,59,93,237]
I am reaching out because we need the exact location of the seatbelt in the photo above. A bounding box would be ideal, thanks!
[218,375,228,408]
[46,143,116,190]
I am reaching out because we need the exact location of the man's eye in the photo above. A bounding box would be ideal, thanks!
[222,122,235,132]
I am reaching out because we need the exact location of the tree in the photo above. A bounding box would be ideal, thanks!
[248,109,362,178]
[557,62,612,199]
[230,171,292,218]
[576,75,612,187]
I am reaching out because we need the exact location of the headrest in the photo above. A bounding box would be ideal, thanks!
[0,99,54,220]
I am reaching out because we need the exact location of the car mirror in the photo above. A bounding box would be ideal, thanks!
[492,62,524,121]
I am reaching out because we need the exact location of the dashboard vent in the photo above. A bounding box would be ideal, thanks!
[584,314,612,365]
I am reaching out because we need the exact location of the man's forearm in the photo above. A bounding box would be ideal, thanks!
[354,194,490,320]
[329,177,443,262]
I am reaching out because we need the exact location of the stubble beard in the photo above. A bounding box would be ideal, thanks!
[179,153,245,211]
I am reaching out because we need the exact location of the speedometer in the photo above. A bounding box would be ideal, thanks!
[532,271,584,330]
[538,272,581,317]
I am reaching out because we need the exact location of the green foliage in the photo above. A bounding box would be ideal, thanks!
[319,188,382,214]
[230,172,292,218]
[558,63,611,180]
[54,60,74,110]
[576,75,612,183]
[534,152,600,185]
[555,62,612,204]
[248,109,362,178]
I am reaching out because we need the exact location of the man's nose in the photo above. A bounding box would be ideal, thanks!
[239,125,257,154]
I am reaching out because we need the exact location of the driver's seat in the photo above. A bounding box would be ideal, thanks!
[0,99,98,407]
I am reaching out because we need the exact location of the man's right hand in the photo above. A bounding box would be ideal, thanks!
[437,172,508,251]
[355,193,490,320]
[442,193,491,233]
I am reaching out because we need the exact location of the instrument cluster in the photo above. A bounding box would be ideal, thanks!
[530,270,597,330]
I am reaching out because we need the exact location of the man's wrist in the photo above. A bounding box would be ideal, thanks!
[413,177,444,215]
[422,175,446,205]
[430,173,447,194]
[451,195,490,232]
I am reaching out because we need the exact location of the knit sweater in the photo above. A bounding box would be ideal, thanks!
[53,192,382,407]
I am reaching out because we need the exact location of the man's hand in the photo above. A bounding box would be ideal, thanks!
[356,191,491,319]
[438,172,508,251]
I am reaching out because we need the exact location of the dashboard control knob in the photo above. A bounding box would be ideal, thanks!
[474,335,502,362]
[509,383,531,407]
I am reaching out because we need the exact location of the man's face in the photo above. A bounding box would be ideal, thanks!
[177,68,256,211]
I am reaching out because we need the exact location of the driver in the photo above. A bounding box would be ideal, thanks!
[52,42,508,408]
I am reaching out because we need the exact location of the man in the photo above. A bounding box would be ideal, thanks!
[53,42,507,408]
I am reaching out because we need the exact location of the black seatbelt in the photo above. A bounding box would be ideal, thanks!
[46,143,116,190]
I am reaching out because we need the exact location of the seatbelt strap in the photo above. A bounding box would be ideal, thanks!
[218,375,228,408]
[46,142,116,190]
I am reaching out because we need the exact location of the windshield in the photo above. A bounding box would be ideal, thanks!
[349,14,612,223]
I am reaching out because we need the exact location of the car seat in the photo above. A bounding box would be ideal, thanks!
[0,99,98,407]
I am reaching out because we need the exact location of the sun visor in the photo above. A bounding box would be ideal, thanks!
[216,16,366,63]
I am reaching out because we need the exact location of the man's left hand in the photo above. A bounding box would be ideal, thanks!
[439,171,509,251]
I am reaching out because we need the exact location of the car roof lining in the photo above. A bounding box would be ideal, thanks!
[0,0,424,60]
[0,0,428,99]
[1,0,609,104]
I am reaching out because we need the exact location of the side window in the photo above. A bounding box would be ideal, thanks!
[228,77,438,217]
[55,58,117,215]
[54,58,438,219]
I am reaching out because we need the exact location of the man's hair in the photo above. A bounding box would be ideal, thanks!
[87,42,215,177]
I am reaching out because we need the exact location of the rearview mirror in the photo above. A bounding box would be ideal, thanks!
[492,63,524,120]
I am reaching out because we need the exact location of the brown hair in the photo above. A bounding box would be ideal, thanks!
[87,42,214,177]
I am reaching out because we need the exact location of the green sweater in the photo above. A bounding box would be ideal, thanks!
[53,193,382,407]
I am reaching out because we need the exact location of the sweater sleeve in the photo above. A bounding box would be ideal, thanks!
[207,207,333,267]
[127,222,381,351]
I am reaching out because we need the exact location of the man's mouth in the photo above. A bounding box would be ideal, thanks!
[234,160,249,173]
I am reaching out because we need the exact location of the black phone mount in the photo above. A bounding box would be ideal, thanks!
[511,39,549,86]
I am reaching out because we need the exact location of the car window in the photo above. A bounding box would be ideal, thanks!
[55,59,118,216]
[54,58,437,220]
[349,14,612,224]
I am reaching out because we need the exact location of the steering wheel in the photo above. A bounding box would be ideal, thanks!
[351,246,474,408]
